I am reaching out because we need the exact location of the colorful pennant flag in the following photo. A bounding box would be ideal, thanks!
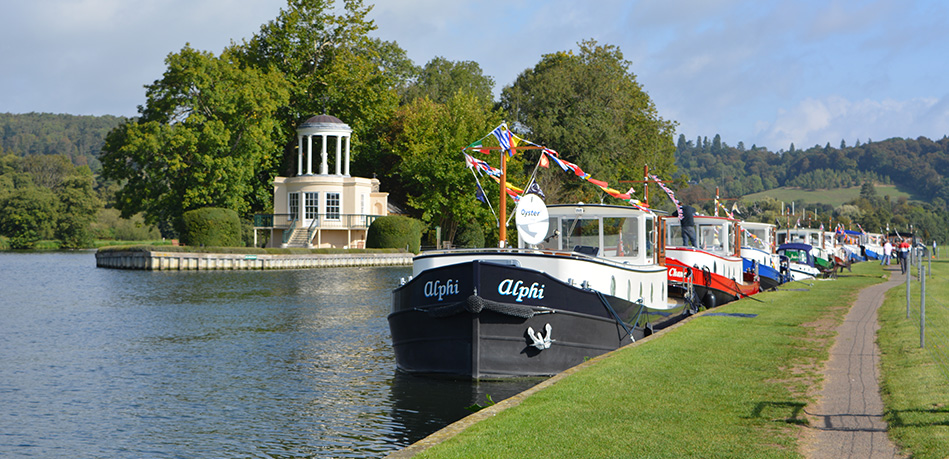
[475,182,488,203]
[650,174,683,219]
[526,181,546,199]
[491,123,512,154]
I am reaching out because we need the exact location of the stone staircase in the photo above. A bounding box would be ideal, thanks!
[282,228,312,248]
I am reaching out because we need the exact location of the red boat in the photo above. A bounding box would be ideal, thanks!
[663,215,760,308]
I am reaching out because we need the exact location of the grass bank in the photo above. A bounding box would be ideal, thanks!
[878,259,949,458]
[742,184,912,207]
[414,264,885,458]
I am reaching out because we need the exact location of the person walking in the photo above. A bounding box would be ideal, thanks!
[881,239,893,266]
[898,238,911,274]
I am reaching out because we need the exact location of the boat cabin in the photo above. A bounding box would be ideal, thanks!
[522,204,663,266]
[740,221,777,252]
[665,215,741,257]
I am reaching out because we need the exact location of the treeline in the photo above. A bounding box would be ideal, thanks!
[0,153,159,249]
[0,113,126,171]
[675,135,949,242]
[676,134,949,201]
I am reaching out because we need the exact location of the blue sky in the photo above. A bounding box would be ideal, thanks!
[2,0,948,152]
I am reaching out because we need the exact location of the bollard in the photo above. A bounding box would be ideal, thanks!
[921,264,926,349]
[906,256,912,319]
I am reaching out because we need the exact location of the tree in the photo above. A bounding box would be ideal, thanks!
[237,0,413,177]
[401,56,495,105]
[101,45,290,233]
[0,186,58,248]
[500,39,677,204]
[55,168,100,248]
[382,92,504,243]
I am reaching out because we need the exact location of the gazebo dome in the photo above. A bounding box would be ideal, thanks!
[295,114,352,176]
[299,114,351,132]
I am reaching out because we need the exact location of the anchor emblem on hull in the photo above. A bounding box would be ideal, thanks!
[527,323,554,350]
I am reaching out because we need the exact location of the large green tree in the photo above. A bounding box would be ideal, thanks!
[401,56,494,105]
[500,39,678,205]
[100,46,290,233]
[237,0,413,177]
[383,91,504,244]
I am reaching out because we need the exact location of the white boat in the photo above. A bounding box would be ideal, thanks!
[389,200,687,379]
[740,221,790,290]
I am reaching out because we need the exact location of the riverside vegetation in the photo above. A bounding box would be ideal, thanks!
[412,261,948,458]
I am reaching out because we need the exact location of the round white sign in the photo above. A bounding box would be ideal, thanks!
[515,193,549,245]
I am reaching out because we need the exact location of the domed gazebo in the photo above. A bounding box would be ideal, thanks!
[296,114,352,176]
[253,114,388,248]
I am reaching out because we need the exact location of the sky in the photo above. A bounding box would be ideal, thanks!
[2,0,948,152]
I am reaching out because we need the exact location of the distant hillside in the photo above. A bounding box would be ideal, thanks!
[0,112,127,171]
[674,134,949,205]
[742,184,913,208]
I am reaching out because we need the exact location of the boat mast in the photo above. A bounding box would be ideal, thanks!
[499,145,510,247]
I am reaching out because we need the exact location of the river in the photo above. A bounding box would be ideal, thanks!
[0,252,540,458]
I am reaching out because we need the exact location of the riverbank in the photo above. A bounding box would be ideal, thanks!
[394,262,910,458]
[95,245,412,269]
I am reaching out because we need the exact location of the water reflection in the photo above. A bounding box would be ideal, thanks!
[0,253,542,458]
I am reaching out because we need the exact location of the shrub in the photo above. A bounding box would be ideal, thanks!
[366,215,423,253]
[454,222,485,248]
[181,207,242,247]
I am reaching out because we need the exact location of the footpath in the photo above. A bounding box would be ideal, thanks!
[801,266,904,458]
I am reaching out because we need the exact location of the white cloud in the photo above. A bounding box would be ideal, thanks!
[760,95,949,149]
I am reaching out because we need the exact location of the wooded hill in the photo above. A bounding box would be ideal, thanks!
[675,134,949,204]
[0,112,126,172]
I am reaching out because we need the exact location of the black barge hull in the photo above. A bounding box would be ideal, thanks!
[389,260,687,379]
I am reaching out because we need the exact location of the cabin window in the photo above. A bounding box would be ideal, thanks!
[562,217,599,255]
[744,228,768,250]
[603,217,638,258]
[645,217,654,260]
[697,223,726,252]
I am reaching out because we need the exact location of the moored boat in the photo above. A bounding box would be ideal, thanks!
[776,243,821,280]
[740,221,791,291]
[664,214,759,308]
[389,201,689,379]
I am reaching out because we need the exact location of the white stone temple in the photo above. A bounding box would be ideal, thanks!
[254,114,388,248]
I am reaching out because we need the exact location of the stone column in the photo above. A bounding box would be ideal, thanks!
[320,134,328,175]
[306,135,314,175]
[343,135,350,176]
[297,134,303,176]
[335,135,342,175]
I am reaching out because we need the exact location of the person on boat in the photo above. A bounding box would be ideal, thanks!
[881,239,893,266]
[672,204,697,247]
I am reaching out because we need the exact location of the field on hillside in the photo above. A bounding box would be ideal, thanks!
[741,184,912,207]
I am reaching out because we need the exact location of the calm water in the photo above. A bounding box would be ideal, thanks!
[0,252,539,458]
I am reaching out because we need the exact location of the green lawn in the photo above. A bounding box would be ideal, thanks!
[878,259,949,458]
[742,185,912,207]
[414,264,886,458]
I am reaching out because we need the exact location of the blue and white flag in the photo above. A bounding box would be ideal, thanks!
[491,123,512,153]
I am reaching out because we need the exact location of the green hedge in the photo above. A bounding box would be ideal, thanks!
[366,215,423,253]
[181,207,241,247]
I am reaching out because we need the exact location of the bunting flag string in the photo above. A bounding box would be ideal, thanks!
[715,199,735,219]
[649,174,683,219]
[464,152,501,177]
[462,124,658,213]
[741,226,765,248]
